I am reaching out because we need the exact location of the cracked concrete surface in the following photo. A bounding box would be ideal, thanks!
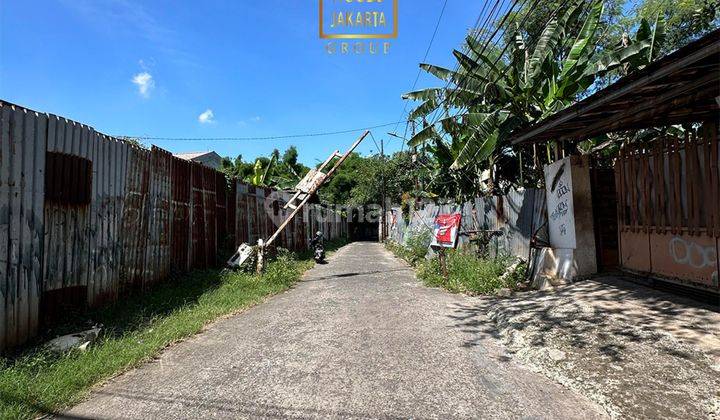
[65,243,606,419]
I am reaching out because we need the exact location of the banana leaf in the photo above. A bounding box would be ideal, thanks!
[408,98,438,121]
[648,13,666,62]
[419,63,455,82]
[555,1,604,98]
[451,110,508,169]
[407,124,438,147]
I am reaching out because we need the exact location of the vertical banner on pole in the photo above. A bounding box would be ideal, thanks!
[431,213,461,248]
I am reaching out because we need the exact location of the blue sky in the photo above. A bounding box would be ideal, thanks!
[1,1,481,166]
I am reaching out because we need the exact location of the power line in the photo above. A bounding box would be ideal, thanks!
[391,0,449,135]
[428,0,506,125]
[118,121,403,142]
[426,0,524,127]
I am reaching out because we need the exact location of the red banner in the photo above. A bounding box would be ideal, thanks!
[432,213,461,248]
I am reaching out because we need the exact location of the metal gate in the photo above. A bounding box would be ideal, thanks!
[615,122,719,291]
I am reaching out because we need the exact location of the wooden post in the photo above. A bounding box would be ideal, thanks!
[438,247,448,282]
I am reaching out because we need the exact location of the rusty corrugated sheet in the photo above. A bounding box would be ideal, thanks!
[246,185,258,245]
[44,116,91,307]
[617,125,719,290]
[119,145,149,294]
[0,103,45,348]
[235,183,250,246]
[171,156,191,272]
[190,163,218,268]
[147,146,172,284]
[215,171,227,250]
[227,180,237,248]
[0,100,351,352]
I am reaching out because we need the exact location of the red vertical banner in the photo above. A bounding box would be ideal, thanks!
[431,213,461,248]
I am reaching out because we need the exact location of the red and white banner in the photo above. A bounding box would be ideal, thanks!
[431,213,461,248]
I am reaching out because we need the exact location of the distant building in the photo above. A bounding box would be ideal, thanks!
[174,151,223,170]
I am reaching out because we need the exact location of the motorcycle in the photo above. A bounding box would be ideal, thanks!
[313,243,325,263]
[310,231,325,263]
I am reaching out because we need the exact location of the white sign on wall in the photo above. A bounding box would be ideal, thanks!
[544,157,576,249]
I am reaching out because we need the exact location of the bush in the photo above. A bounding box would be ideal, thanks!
[405,226,432,262]
[416,250,524,295]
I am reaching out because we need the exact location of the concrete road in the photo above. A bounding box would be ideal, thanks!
[66,242,607,419]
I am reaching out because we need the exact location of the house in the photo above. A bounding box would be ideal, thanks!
[174,151,223,170]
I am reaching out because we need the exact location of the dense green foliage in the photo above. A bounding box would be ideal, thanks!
[401,0,718,199]
[320,151,418,205]
[220,146,310,189]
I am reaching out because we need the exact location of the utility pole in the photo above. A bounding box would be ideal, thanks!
[380,138,386,241]
[411,120,419,192]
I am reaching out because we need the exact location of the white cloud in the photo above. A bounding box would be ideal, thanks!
[198,109,215,124]
[132,71,155,98]
[238,116,261,126]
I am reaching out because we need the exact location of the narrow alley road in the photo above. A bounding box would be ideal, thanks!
[66,243,606,419]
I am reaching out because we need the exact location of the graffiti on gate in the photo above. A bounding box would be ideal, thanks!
[668,236,718,285]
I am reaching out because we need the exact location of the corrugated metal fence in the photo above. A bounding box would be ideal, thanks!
[385,189,547,259]
[0,101,348,351]
[616,124,719,290]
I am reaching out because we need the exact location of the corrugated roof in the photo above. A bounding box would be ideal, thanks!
[174,151,217,160]
[510,29,720,145]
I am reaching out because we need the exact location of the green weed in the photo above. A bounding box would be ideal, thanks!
[0,240,345,419]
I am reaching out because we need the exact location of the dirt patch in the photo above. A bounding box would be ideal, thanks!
[486,277,720,419]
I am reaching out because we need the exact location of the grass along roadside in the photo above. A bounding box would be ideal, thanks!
[385,240,525,295]
[0,240,346,419]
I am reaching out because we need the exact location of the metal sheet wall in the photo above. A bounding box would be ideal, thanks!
[119,145,150,294]
[171,156,191,272]
[384,188,546,260]
[616,124,719,290]
[0,101,349,351]
[231,183,348,253]
[0,104,45,349]
[147,147,172,284]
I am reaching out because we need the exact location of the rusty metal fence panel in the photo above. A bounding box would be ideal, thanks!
[171,155,192,272]
[43,116,92,319]
[235,183,249,246]
[119,145,150,294]
[385,188,546,260]
[616,123,719,290]
[0,104,45,349]
[146,147,172,284]
[0,100,350,352]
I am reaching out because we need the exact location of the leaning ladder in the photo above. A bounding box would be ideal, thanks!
[227,130,369,272]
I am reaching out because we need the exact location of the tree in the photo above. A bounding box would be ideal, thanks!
[402,0,673,196]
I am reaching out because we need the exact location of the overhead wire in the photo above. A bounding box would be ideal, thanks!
[391,0,450,136]
[118,121,404,142]
[402,0,505,145]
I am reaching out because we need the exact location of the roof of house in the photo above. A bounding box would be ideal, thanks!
[174,151,221,160]
[510,29,720,145]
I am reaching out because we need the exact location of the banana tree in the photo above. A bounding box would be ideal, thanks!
[251,155,276,186]
[403,0,665,193]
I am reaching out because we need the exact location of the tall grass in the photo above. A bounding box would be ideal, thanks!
[386,241,525,295]
[0,242,344,419]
